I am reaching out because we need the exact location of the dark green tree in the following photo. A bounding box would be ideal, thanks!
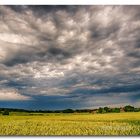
[104,107,109,113]
[124,105,134,112]
[62,109,74,113]
[134,108,140,112]
[111,108,120,113]
[98,107,106,113]
[98,107,103,113]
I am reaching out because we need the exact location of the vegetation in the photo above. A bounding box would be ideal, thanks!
[0,105,140,135]
[2,110,9,116]
[124,105,135,112]
[0,105,139,114]
[0,112,140,135]
[62,109,74,113]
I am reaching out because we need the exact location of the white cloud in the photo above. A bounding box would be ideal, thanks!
[0,88,31,100]
[0,33,39,45]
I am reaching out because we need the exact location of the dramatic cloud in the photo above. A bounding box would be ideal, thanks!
[0,5,140,109]
[0,88,31,100]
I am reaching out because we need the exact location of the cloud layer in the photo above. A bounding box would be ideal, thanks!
[0,5,140,109]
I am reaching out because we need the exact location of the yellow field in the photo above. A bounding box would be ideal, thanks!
[0,112,140,135]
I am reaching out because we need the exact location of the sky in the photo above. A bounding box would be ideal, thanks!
[0,5,140,110]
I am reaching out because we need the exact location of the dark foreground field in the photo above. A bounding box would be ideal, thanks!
[0,112,140,135]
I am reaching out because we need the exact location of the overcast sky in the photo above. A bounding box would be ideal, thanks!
[0,5,140,110]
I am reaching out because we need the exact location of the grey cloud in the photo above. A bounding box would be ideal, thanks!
[0,5,140,108]
[134,39,140,48]
[90,23,120,41]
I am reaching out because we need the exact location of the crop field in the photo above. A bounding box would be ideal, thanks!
[0,112,140,136]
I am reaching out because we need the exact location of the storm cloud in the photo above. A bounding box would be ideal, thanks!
[0,5,140,109]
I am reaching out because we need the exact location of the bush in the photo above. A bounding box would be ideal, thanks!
[2,110,9,115]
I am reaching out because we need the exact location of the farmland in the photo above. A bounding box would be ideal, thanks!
[0,112,140,135]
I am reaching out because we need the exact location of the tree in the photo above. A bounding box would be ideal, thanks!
[62,109,74,113]
[98,107,106,113]
[2,110,9,115]
[98,107,103,113]
[124,105,134,112]
[111,108,120,113]
[104,107,109,113]
[134,108,140,112]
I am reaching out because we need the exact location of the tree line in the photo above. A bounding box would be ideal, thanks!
[0,105,140,115]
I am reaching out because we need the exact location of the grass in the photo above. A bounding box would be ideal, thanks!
[0,112,140,135]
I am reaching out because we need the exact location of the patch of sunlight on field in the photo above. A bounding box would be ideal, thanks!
[0,112,140,135]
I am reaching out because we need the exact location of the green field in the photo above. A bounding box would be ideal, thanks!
[0,112,140,136]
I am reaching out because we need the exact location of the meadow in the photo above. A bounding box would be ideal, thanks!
[0,112,140,136]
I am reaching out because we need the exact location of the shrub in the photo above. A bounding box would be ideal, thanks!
[2,110,9,115]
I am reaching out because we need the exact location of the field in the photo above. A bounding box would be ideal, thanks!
[0,112,140,136]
